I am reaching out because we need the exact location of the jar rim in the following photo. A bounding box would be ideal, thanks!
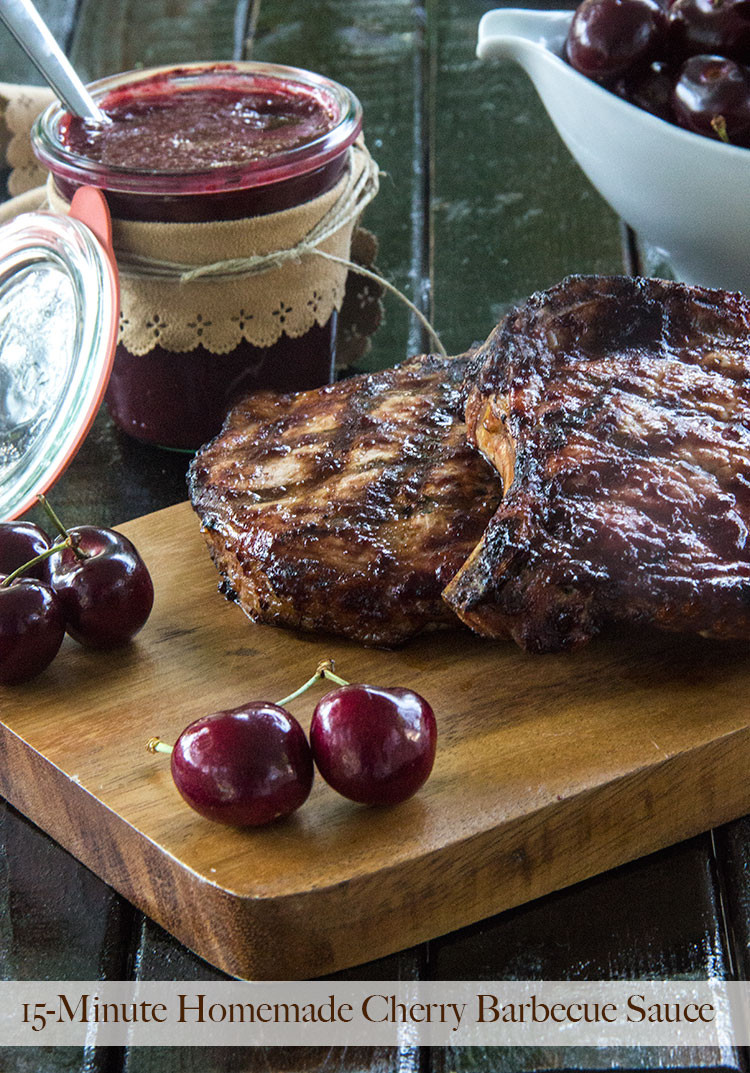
[31,61,363,197]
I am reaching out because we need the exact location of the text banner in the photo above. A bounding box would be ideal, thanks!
[0,981,746,1048]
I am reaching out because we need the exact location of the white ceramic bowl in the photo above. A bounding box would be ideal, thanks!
[477,8,750,293]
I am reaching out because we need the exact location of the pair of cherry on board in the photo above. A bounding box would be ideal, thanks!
[150,660,437,826]
[0,501,437,827]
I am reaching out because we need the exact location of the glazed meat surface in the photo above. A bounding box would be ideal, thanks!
[443,275,750,652]
[189,353,502,645]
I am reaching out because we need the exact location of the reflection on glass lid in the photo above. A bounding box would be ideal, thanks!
[0,264,77,469]
[0,210,118,521]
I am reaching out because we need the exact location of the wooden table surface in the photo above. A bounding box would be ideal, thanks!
[1,1,748,1071]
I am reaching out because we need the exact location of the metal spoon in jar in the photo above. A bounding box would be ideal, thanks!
[0,0,109,123]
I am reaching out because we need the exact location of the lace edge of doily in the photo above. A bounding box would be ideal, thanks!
[118,283,347,356]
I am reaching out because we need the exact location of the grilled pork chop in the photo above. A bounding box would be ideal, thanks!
[443,275,750,652]
[188,352,502,645]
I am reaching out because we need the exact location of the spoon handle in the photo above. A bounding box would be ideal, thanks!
[0,0,108,123]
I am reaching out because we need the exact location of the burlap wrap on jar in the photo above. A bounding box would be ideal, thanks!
[43,140,378,357]
[0,82,405,364]
[0,85,391,366]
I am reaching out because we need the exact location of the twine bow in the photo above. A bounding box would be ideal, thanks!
[111,142,446,357]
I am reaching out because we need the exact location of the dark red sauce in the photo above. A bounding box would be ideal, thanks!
[106,325,337,451]
[51,155,348,223]
[60,76,336,173]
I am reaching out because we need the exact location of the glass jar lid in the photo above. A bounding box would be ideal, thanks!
[0,187,119,520]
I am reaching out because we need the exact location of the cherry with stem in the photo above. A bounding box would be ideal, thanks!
[309,669,438,807]
[37,495,86,560]
[148,658,437,821]
[37,494,155,648]
[145,661,343,827]
[147,659,348,757]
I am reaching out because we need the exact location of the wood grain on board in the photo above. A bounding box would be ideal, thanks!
[1,500,750,980]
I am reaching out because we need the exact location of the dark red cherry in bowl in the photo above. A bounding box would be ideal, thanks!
[668,0,750,65]
[47,526,154,648]
[565,0,668,80]
[672,54,750,143]
[170,703,314,827]
[0,576,66,684]
[613,59,676,120]
[310,685,437,806]
[0,522,53,582]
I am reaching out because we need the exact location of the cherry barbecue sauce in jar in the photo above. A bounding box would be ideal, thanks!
[32,63,363,450]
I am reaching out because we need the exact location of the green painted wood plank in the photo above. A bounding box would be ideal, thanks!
[428,0,625,355]
[0,803,135,1073]
[249,0,425,371]
[122,917,422,1073]
[69,0,240,81]
[432,837,741,1073]
[0,0,78,85]
[426,7,742,1073]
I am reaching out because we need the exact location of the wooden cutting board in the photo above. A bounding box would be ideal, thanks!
[1,499,750,980]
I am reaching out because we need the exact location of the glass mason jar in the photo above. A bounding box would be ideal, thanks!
[32,62,363,450]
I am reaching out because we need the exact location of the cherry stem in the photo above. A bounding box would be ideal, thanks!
[146,660,351,758]
[146,737,173,756]
[276,658,350,707]
[37,494,87,560]
[711,114,730,143]
[0,536,72,587]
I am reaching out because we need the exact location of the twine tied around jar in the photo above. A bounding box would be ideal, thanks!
[45,140,446,358]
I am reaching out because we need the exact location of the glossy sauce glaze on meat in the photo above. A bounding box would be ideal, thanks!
[188,352,502,645]
[443,275,750,652]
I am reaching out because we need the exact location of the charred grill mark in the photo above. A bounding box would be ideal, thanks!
[446,275,750,651]
[189,352,503,646]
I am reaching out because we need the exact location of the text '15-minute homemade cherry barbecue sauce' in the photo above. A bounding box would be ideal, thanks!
[32,63,363,450]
